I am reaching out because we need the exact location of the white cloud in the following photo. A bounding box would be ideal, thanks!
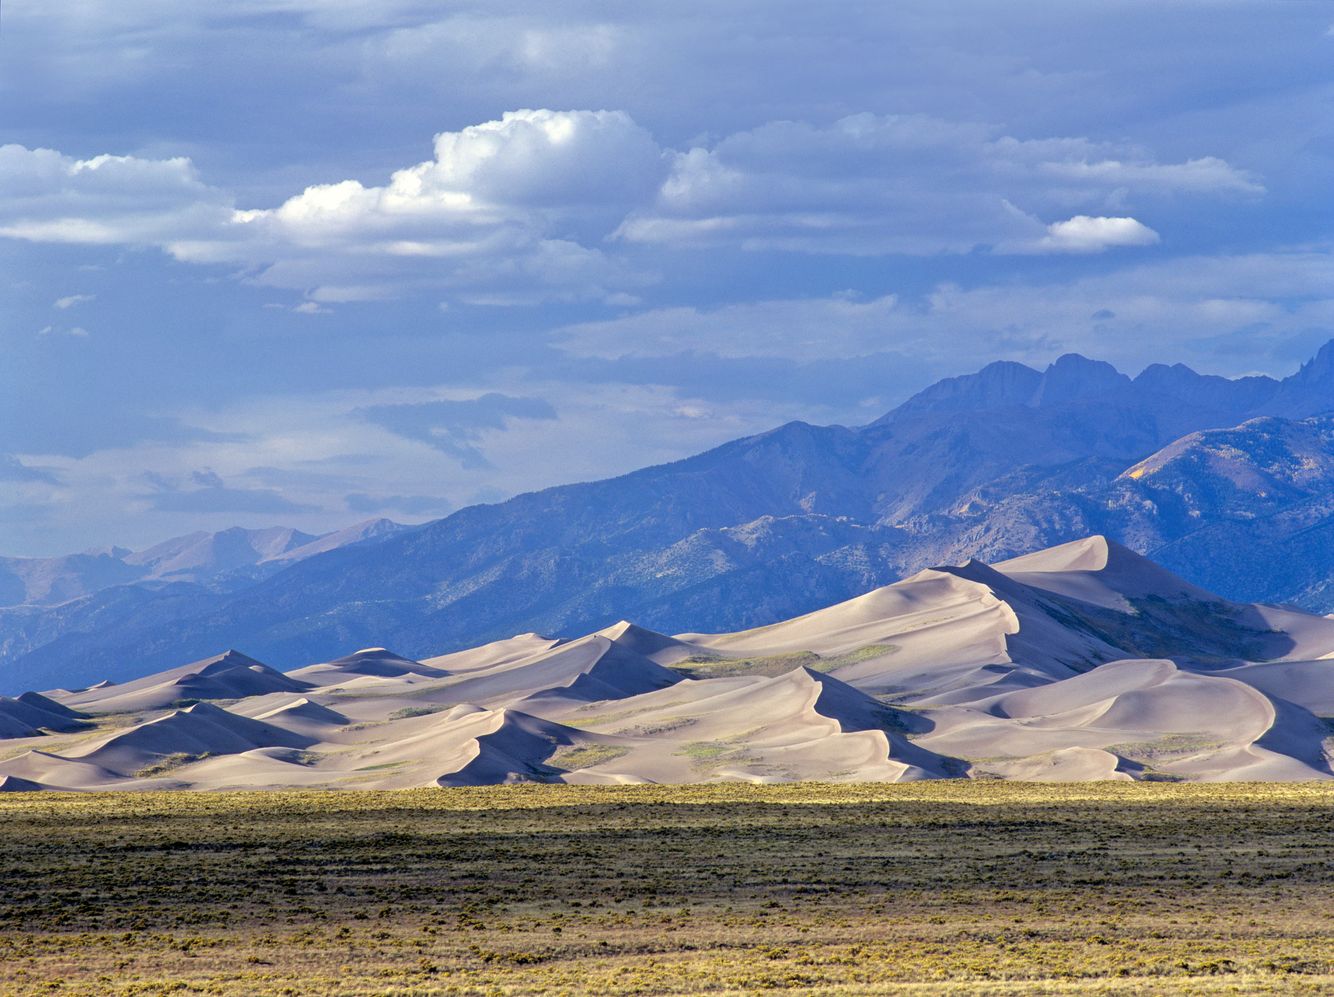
[0,108,1262,303]
[54,293,96,309]
[0,144,232,246]
[618,114,1258,255]
[1029,215,1161,254]
[0,110,666,304]
[37,324,90,338]
[1035,156,1262,194]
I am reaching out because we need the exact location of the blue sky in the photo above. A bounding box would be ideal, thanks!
[2,1,1332,555]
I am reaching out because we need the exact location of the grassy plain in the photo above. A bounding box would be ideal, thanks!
[2,782,1333,995]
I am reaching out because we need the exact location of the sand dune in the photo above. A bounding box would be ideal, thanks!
[288,647,446,683]
[0,749,136,791]
[0,774,46,792]
[53,650,310,714]
[251,697,349,727]
[0,692,90,737]
[65,702,314,778]
[2,535,1332,789]
[416,632,683,710]
[420,633,561,673]
[997,536,1212,608]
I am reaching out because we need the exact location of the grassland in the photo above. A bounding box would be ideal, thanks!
[2,782,1334,995]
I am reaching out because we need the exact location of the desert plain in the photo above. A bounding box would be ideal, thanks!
[3,782,1334,995]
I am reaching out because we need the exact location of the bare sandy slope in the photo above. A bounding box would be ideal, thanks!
[2,535,1332,790]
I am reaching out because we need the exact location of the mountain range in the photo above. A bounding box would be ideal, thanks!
[3,536,1332,790]
[3,342,1334,694]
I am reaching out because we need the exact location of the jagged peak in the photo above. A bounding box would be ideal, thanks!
[1032,354,1131,405]
[1290,338,1334,382]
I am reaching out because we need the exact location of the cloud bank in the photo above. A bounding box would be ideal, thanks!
[0,109,1258,306]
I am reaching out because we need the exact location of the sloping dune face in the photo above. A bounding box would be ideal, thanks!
[2,535,1333,790]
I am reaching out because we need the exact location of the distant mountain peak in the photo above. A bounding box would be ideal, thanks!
[1032,354,1130,405]
[881,359,1041,419]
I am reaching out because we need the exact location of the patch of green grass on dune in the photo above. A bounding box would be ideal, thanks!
[671,643,900,679]
[670,650,822,677]
[2,783,1334,994]
[548,744,629,770]
[133,752,211,777]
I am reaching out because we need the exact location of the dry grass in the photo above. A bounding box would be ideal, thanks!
[2,782,1333,994]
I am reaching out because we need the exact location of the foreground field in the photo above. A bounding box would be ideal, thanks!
[2,783,1333,995]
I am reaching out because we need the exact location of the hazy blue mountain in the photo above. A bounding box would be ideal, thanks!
[2,343,1332,693]
[0,519,406,609]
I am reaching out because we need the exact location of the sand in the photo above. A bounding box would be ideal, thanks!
[2,535,1331,789]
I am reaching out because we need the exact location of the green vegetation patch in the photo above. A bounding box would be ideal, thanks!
[389,705,447,720]
[1109,732,1230,764]
[671,644,900,680]
[821,643,901,668]
[671,650,820,678]
[547,744,629,770]
[673,740,757,773]
[134,752,211,777]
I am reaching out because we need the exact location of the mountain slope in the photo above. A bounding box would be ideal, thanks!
[3,343,1334,691]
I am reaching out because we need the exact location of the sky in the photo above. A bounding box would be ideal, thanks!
[2,1,1333,556]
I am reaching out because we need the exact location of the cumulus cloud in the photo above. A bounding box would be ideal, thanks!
[0,144,232,246]
[53,293,95,309]
[0,110,665,304]
[1027,215,1161,254]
